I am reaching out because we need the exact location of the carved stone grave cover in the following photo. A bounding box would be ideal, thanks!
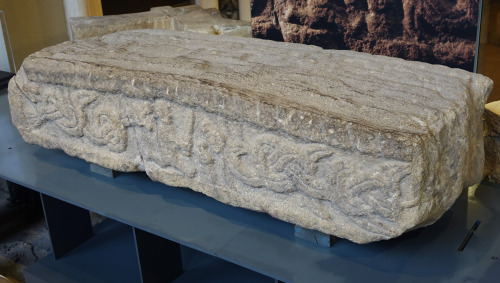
[8,30,493,243]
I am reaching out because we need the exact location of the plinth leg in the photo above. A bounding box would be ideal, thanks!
[294,226,338,247]
[41,193,93,259]
[133,228,183,283]
[89,162,121,178]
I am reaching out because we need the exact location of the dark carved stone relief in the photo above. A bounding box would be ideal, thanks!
[251,0,479,71]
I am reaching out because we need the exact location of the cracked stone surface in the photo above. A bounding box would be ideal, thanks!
[0,190,51,283]
[252,0,479,71]
[8,29,493,243]
[0,187,105,282]
[0,236,51,281]
[70,5,251,40]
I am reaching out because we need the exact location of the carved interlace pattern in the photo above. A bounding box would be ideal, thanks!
[16,73,412,237]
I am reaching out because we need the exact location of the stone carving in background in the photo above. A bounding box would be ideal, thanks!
[8,30,492,243]
[251,0,479,71]
[69,5,251,40]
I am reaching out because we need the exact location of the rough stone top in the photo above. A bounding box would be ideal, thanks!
[23,29,492,137]
[70,9,164,29]
[69,5,251,39]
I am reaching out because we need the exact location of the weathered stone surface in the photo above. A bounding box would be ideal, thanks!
[8,30,493,243]
[251,0,479,71]
[70,5,251,40]
[484,101,500,182]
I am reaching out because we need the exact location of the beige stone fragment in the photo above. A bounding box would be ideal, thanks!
[8,30,493,243]
[69,5,251,40]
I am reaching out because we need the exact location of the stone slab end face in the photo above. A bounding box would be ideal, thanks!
[484,101,500,183]
[8,30,493,243]
[69,5,251,40]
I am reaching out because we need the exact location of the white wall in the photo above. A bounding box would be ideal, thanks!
[0,11,11,72]
[195,0,218,9]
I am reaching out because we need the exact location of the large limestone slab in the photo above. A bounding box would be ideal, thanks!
[69,5,251,40]
[8,30,493,243]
